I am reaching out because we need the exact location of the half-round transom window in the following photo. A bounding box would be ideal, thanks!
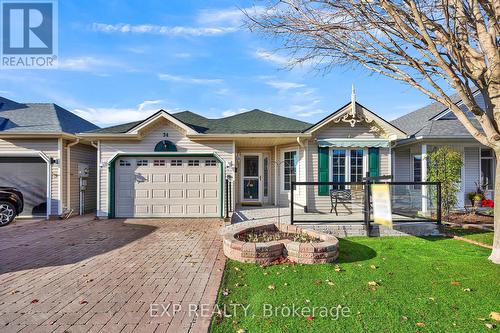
[154,140,177,152]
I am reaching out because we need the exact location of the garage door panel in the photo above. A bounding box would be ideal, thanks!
[186,205,201,214]
[204,174,218,183]
[169,205,184,214]
[170,174,184,182]
[135,189,149,199]
[152,174,167,183]
[115,157,221,218]
[186,174,200,182]
[169,189,184,198]
[187,189,201,198]
[135,205,149,214]
[204,205,218,214]
[152,189,166,198]
[203,189,218,199]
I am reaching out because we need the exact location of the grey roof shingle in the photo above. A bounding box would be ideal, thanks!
[391,92,483,138]
[0,97,99,134]
[89,109,312,134]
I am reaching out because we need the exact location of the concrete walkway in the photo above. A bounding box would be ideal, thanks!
[0,216,225,333]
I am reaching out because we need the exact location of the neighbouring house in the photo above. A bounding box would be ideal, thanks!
[78,93,407,219]
[0,97,99,218]
[391,91,496,208]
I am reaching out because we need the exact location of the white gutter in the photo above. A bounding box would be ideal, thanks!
[90,141,100,218]
[66,139,80,215]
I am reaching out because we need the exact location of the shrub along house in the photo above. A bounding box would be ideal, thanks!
[78,92,407,219]
[0,97,99,219]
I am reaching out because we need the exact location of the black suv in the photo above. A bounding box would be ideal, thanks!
[0,187,24,226]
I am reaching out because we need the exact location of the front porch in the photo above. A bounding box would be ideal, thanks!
[229,205,441,237]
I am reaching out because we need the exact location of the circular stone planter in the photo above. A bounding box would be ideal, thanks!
[222,223,339,264]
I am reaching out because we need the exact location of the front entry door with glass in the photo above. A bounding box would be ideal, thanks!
[242,155,261,202]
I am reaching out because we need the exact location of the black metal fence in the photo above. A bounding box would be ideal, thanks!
[290,177,441,227]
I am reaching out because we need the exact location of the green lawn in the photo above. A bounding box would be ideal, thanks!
[211,237,500,333]
[445,226,494,246]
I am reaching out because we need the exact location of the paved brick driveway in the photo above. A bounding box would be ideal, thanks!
[0,216,225,333]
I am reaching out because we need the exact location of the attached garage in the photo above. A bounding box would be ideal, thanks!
[0,155,49,217]
[111,154,223,218]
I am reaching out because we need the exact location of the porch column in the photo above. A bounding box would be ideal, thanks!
[421,144,428,214]
[274,145,278,207]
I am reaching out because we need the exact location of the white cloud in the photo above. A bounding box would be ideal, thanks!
[197,6,267,26]
[254,49,290,66]
[265,80,305,90]
[57,56,134,74]
[222,108,249,117]
[158,73,223,85]
[58,56,110,71]
[73,100,171,127]
[92,23,237,37]
[138,100,163,111]
[289,100,325,118]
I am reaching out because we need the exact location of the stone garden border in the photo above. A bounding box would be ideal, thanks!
[222,223,339,264]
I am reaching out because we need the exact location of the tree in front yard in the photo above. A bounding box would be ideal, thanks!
[427,147,463,218]
[246,0,500,263]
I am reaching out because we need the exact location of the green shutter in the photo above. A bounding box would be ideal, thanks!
[318,147,329,196]
[368,148,380,177]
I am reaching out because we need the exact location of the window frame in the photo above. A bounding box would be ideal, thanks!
[281,148,298,192]
[480,148,495,191]
[328,147,367,188]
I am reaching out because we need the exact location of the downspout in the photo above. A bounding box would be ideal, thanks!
[66,139,80,215]
[296,137,307,211]
[90,141,100,218]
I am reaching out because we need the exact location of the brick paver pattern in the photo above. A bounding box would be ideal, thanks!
[0,216,225,333]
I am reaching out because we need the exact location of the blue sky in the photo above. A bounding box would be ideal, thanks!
[1,0,435,128]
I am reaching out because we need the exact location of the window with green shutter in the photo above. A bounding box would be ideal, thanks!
[368,148,380,177]
[318,147,329,196]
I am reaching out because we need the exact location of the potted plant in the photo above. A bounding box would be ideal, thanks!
[467,192,477,206]
[473,193,485,207]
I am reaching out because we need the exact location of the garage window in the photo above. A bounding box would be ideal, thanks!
[188,160,200,166]
[137,160,148,166]
[171,160,182,166]
[205,160,217,166]
[119,160,131,166]
[153,160,166,166]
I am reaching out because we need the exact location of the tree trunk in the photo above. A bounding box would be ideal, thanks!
[488,151,500,264]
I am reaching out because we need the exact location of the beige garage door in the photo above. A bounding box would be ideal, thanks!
[115,157,221,218]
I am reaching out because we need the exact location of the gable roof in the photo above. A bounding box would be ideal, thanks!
[0,97,99,134]
[88,109,312,135]
[304,101,407,139]
[391,91,483,138]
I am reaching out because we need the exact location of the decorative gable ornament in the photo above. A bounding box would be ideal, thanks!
[334,85,374,127]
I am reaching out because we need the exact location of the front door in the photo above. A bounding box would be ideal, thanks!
[242,155,261,202]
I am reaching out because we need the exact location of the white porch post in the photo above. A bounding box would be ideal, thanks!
[421,144,428,214]
[274,145,278,207]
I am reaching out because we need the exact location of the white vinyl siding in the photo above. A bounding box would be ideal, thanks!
[67,143,97,215]
[464,147,480,198]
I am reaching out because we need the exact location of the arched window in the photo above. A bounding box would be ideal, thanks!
[154,140,177,152]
